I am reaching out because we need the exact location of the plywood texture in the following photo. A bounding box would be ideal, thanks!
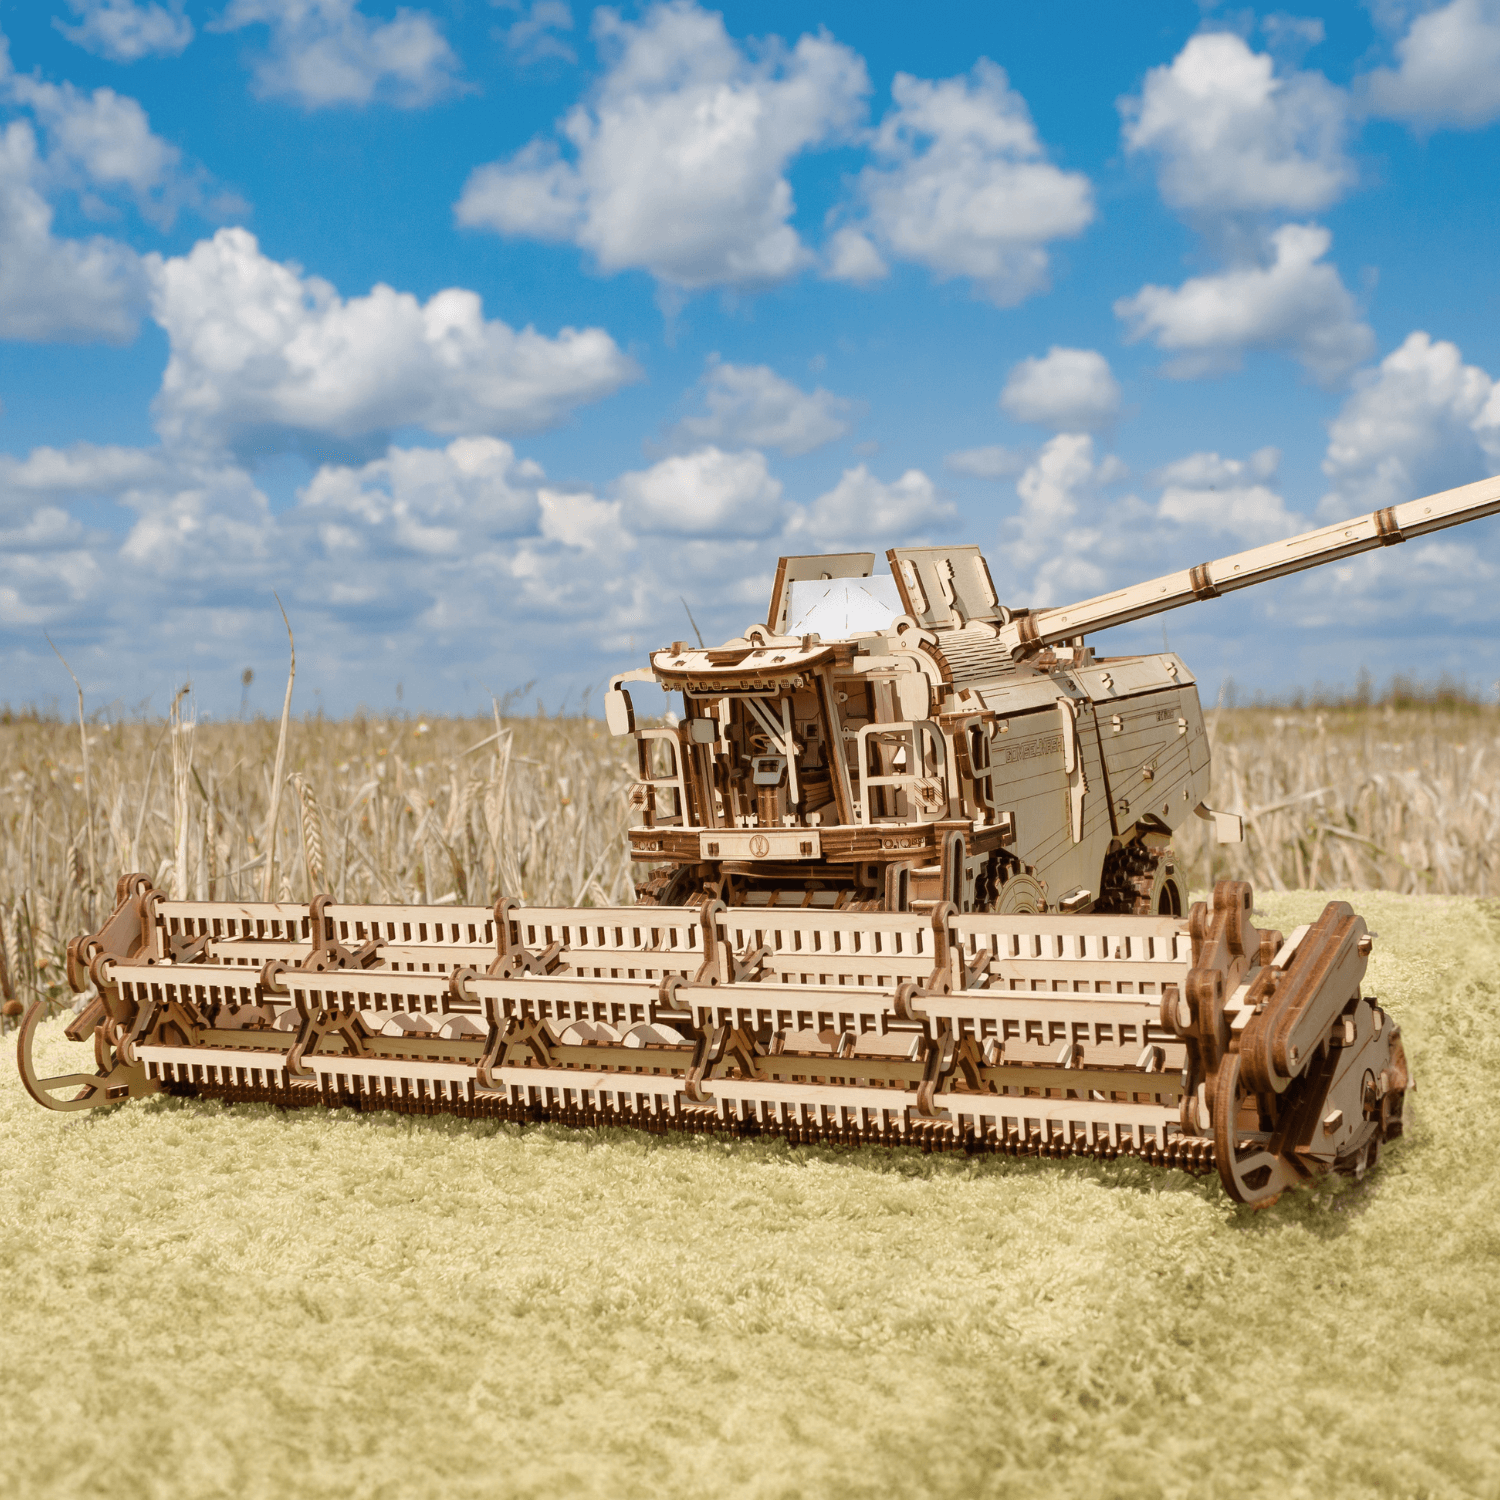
[3,889,1496,1500]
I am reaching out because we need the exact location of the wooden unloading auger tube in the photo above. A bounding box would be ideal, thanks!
[23,876,1410,1207]
[996,472,1500,656]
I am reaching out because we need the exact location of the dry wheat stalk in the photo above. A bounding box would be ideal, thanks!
[170,696,195,901]
[263,598,297,901]
[293,774,326,895]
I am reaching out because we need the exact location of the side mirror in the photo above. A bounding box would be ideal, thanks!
[687,718,718,744]
[605,687,635,737]
[1194,802,1244,845]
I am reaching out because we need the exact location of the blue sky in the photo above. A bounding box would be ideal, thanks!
[2,0,1499,718]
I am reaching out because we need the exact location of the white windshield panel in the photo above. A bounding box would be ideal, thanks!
[784,576,902,638]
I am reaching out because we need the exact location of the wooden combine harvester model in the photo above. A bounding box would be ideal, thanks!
[21,473,1500,1206]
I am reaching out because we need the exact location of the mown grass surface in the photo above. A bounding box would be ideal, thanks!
[3,889,1497,1500]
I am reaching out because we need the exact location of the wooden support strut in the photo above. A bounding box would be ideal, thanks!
[914,1031,984,1117]
[301,893,384,972]
[65,872,158,993]
[889,902,987,1030]
[1238,902,1368,1096]
[691,899,768,987]
[683,1024,730,1102]
[490,895,570,978]
[166,932,213,965]
[284,1005,376,1078]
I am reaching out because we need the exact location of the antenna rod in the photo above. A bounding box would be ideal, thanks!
[680,596,705,649]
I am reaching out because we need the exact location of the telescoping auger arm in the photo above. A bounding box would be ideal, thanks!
[996,473,1500,658]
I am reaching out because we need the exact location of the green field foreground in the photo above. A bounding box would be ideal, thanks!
[3,890,1497,1500]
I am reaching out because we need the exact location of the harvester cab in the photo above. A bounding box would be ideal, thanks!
[610,544,1216,917]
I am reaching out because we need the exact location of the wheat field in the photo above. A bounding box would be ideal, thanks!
[0,710,637,1020]
[1181,699,1500,896]
[3,699,1499,1018]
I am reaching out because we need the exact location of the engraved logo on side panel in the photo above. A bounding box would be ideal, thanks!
[1001,734,1063,765]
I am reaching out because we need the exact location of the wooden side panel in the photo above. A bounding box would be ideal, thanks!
[1096,686,1206,833]
[989,704,1113,899]
[990,708,1068,873]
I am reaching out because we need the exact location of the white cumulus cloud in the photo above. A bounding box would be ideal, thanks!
[822,226,887,284]
[456,1,868,291]
[55,0,194,62]
[0,120,147,342]
[1114,222,1373,383]
[1156,447,1279,490]
[118,461,279,582]
[617,447,784,537]
[1008,433,1122,603]
[0,540,109,628]
[999,438,1307,613]
[1361,0,1500,129]
[0,433,903,701]
[1013,434,1114,537]
[1000,347,1120,431]
[0,505,89,552]
[670,359,854,456]
[1155,447,1304,541]
[1261,14,1326,61]
[792,464,953,545]
[538,489,632,554]
[1122,31,1353,219]
[3,66,211,227]
[300,438,545,557]
[1320,331,1500,516]
[148,227,639,451]
[836,60,1093,305]
[0,441,167,500]
[215,0,462,109]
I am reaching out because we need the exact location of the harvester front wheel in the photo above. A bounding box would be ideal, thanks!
[1098,840,1185,917]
